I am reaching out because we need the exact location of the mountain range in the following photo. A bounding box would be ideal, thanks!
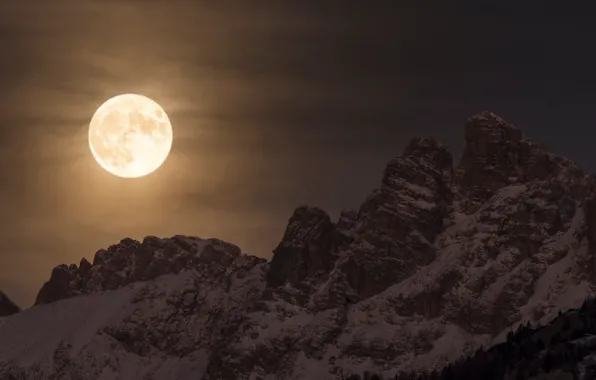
[1,111,595,379]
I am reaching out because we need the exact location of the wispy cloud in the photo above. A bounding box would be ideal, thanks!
[0,1,591,306]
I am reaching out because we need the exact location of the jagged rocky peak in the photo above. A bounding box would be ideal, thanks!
[324,137,455,300]
[369,135,454,237]
[35,235,252,305]
[267,206,336,287]
[0,290,20,317]
[401,136,453,177]
[273,206,333,250]
[455,111,555,210]
[380,136,452,194]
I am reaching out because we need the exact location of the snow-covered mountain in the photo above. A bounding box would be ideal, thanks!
[1,111,596,379]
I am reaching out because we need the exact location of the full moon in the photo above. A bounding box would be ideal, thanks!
[88,94,173,178]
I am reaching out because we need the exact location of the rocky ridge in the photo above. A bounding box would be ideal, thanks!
[1,111,596,379]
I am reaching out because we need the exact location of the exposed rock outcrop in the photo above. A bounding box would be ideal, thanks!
[338,136,454,299]
[267,206,336,287]
[455,111,555,211]
[35,236,255,305]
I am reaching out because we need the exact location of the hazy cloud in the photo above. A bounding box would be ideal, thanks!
[1,1,596,306]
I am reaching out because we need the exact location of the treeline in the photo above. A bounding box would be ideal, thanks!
[345,296,596,380]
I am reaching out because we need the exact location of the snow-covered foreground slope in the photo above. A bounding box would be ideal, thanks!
[1,111,596,379]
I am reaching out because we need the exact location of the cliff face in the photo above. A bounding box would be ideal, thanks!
[1,111,596,380]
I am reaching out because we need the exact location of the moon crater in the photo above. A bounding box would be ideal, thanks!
[88,94,173,178]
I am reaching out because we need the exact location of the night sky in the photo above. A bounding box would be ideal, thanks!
[0,2,595,306]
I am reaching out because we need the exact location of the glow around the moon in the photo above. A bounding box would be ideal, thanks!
[88,94,173,178]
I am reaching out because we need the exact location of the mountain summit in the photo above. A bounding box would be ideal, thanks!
[1,112,595,379]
